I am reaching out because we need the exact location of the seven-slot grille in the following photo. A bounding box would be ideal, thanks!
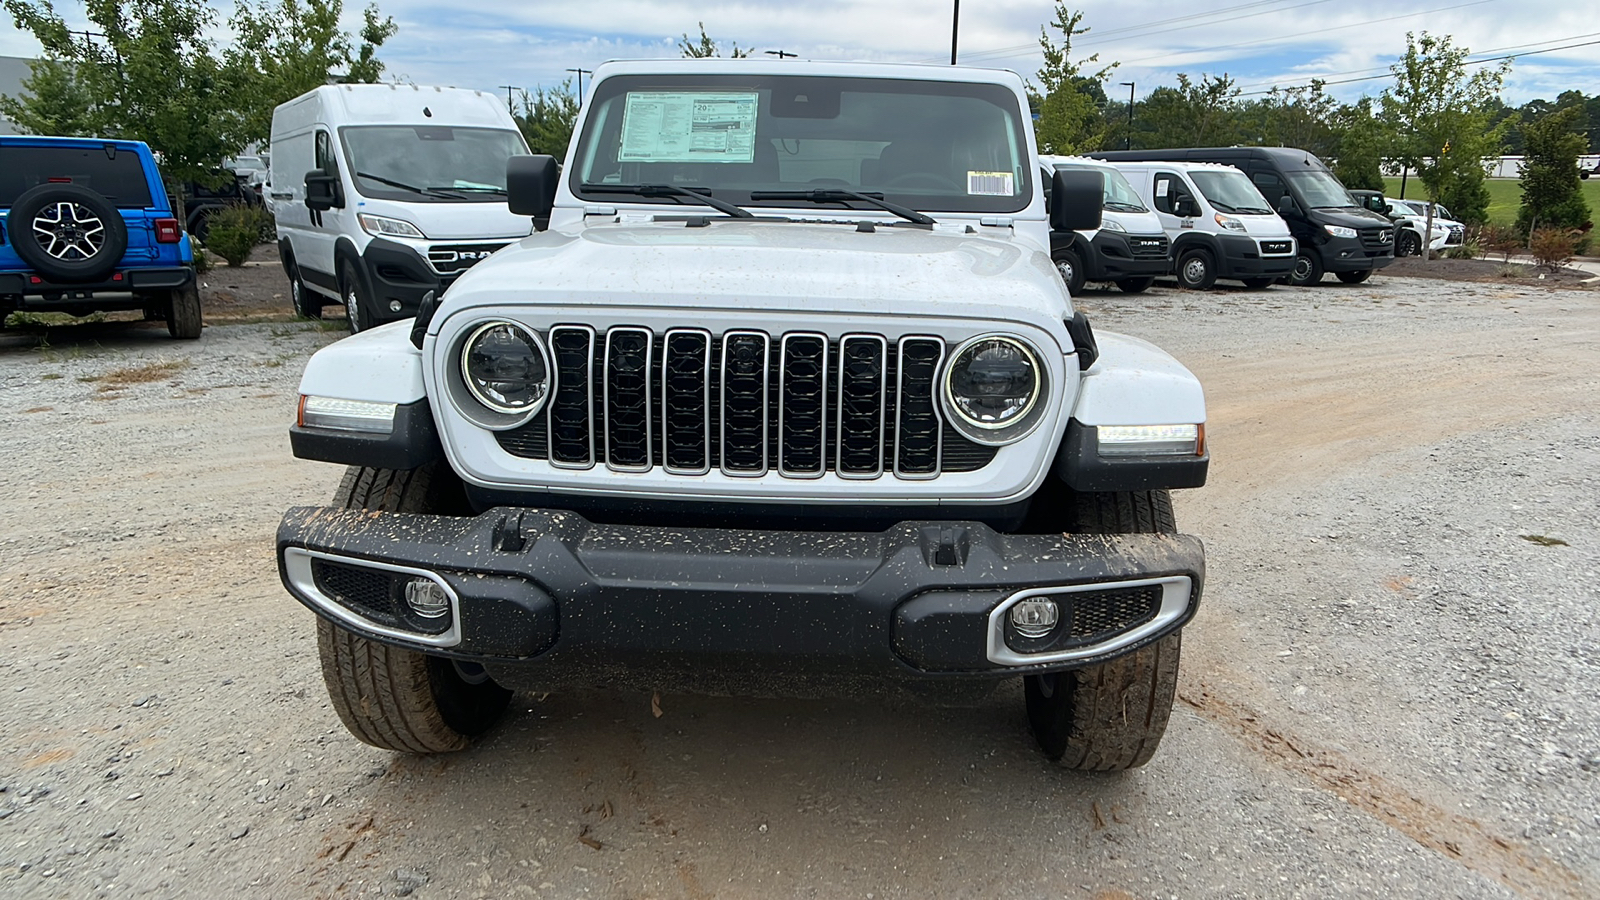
[1259,239,1293,255]
[494,326,998,479]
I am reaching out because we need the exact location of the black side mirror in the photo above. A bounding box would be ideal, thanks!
[305,170,342,211]
[1172,194,1198,218]
[1050,168,1102,232]
[1276,193,1295,216]
[508,155,560,218]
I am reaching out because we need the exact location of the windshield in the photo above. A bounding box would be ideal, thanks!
[571,74,1031,214]
[1285,169,1355,209]
[340,126,529,202]
[1188,170,1273,215]
[1056,163,1146,212]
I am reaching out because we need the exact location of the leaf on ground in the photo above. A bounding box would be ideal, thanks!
[651,692,663,718]
[1520,534,1568,546]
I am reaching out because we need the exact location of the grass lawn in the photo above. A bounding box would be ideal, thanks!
[1382,176,1600,226]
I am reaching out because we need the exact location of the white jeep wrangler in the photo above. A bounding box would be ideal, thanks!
[277,59,1209,770]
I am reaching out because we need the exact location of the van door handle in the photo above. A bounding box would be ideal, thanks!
[270,191,293,200]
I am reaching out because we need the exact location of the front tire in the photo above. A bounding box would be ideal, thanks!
[339,259,374,333]
[1115,276,1155,294]
[288,258,323,319]
[1288,250,1323,286]
[316,465,512,753]
[1335,269,1371,284]
[1396,230,1420,258]
[1053,247,1087,296]
[1175,248,1216,290]
[1024,490,1183,771]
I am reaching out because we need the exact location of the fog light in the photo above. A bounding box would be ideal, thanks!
[389,300,403,312]
[1009,598,1059,638]
[404,578,450,619]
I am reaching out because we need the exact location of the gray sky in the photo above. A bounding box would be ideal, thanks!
[2,0,1596,105]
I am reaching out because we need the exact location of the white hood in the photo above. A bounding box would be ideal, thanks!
[439,218,1074,341]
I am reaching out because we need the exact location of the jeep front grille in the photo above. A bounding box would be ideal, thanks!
[495,327,997,478]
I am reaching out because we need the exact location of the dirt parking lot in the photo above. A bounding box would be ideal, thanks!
[1,270,1596,899]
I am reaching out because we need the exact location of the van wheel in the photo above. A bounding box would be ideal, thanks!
[1288,251,1323,286]
[1053,247,1087,295]
[1175,249,1216,290]
[1335,269,1371,284]
[288,260,324,319]
[339,259,374,332]
[1115,277,1154,294]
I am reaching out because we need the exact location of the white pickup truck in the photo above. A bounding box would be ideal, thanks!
[276,58,1210,771]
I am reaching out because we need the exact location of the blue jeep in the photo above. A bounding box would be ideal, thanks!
[0,135,202,339]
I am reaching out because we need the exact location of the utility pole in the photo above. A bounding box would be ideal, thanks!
[497,85,522,114]
[764,50,796,59]
[566,68,593,107]
[950,0,960,65]
[1121,82,1135,150]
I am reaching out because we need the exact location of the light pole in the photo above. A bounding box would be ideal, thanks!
[566,68,592,107]
[950,0,960,65]
[497,84,522,114]
[1121,82,1135,150]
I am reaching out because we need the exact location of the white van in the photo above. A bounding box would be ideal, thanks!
[1040,154,1170,294]
[1104,161,1296,290]
[269,84,534,331]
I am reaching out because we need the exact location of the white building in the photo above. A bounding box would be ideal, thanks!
[0,56,35,135]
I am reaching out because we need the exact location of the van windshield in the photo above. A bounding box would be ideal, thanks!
[570,74,1032,214]
[1285,169,1356,209]
[340,126,529,203]
[1188,170,1273,215]
[1057,164,1146,213]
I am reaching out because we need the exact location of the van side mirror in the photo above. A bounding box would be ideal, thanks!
[508,155,560,218]
[1050,168,1101,232]
[1276,193,1295,216]
[1173,194,1198,218]
[304,170,342,211]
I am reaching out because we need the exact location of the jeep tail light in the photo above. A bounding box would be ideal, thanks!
[155,218,182,243]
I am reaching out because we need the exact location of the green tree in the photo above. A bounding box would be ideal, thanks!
[1137,73,1242,148]
[515,80,579,158]
[226,0,397,146]
[1029,5,1115,155]
[1379,32,1511,229]
[1240,80,1336,156]
[2,0,242,186]
[1329,98,1386,192]
[1515,105,1592,236]
[0,57,99,136]
[678,22,749,58]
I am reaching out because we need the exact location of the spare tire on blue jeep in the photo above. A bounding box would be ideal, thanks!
[9,183,130,283]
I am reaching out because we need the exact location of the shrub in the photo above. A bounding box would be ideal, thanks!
[1528,227,1579,272]
[204,203,273,267]
[1477,223,1521,262]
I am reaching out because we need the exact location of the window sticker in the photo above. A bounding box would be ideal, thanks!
[1155,178,1169,197]
[967,171,1014,196]
[619,92,759,163]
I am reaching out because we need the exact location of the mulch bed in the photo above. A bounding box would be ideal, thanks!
[1381,255,1597,288]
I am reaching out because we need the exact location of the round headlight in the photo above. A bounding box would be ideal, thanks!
[460,321,549,415]
[944,335,1041,431]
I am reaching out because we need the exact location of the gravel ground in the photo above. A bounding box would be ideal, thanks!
[1,272,1596,899]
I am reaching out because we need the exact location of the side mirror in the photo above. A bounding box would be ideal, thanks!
[1276,193,1295,216]
[1173,194,1198,218]
[508,155,560,218]
[304,170,342,211]
[1381,203,1394,215]
[1050,168,1102,232]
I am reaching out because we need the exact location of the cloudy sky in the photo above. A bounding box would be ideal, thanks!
[3,0,1597,106]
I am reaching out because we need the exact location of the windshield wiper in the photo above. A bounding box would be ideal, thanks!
[431,185,506,195]
[580,183,753,218]
[1237,207,1272,215]
[1104,201,1147,213]
[749,189,936,226]
[1207,199,1238,213]
[355,171,466,199]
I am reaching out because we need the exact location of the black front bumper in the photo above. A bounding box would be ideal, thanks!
[1215,235,1295,279]
[1088,231,1170,280]
[1318,234,1394,273]
[0,266,192,310]
[278,506,1204,695]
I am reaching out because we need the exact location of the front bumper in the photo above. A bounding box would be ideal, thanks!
[278,506,1204,695]
[1088,231,1170,280]
[1321,234,1394,273]
[1215,234,1295,278]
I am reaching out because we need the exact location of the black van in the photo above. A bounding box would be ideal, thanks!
[1090,147,1394,285]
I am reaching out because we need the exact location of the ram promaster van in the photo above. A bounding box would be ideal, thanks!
[1040,155,1170,294]
[1094,147,1393,285]
[1105,160,1295,290]
[269,84,534,331]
